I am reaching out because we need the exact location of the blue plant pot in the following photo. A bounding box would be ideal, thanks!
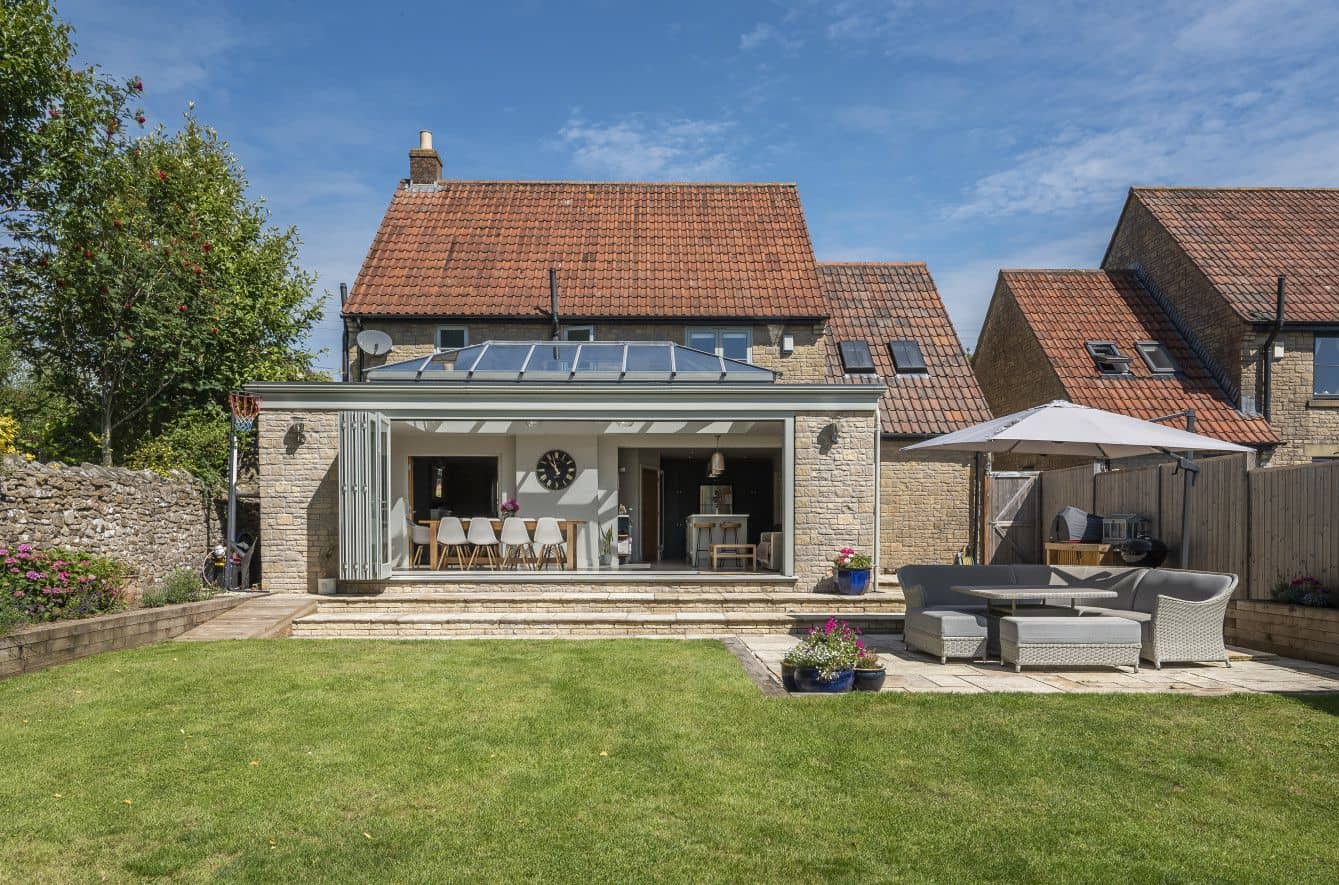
[835,568,872,595]
[781,663,798,692]
[793,667,854,693]
[853,668,886,692]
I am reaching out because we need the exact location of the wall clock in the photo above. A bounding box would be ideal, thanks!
[536,449,577,490]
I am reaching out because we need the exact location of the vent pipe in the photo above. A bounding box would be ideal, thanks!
[549,268,560,340]
[1262,274,1286,423]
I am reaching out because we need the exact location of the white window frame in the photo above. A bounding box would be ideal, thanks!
[436,325,469,351]
[685,327,752,362]
[562,325,596,342]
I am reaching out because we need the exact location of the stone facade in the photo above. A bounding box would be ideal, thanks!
[1238,330,1339,464]
[879,443,973,573]
[971,279,1067,418]
[257,410,340,593]
[0,456,208,589]
[792,411,878,590]
[1103,197,1248,393]
[346,318,830,382]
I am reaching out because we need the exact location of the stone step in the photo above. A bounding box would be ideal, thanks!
[291,609,904,639]
[313,590,905,616]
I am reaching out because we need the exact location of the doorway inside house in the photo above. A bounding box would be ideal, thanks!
[639,466,661,561]
[409,456,499,522]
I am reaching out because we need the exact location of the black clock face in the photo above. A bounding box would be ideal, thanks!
[536,449,577,490]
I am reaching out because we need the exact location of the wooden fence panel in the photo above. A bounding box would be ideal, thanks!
[1160,454,1249,588]
[1248,460,1339,599]
[1039,463,1096,538]
[1095,464,1162,537]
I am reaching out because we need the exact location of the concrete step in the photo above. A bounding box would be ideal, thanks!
[313,590,905,616]
[291,609,904,639]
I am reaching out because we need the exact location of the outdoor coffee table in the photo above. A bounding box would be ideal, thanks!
[954,586,1118,661]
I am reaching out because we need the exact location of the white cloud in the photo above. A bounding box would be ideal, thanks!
[739,22,802,52]
[556,115,736,180]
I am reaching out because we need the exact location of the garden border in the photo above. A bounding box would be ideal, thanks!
[1225,600,1339,666]
[1,594,254,677]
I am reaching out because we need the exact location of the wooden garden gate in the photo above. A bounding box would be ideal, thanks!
[986,471,1041,564]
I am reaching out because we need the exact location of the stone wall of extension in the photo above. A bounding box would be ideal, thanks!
[1239,330,1339,465]
[346,318,832,382]
[793,411,878,591]
[0,456,210,592]
[0,595,246,678]
[257,410,340,594]
[878,442,974,574]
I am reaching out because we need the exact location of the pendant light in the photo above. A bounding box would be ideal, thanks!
[708,435,725,478]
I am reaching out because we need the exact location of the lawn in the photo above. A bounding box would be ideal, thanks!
[1,641,1336,883]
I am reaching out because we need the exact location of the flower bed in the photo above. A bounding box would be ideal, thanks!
[1226,599,1339,666]
[0,544,128,634]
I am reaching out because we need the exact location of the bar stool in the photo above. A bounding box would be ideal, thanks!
[435,516,469,570]
[719,522,742,546]
[465,517,500,569]
[500,517,537,570]
[692,521,715,569]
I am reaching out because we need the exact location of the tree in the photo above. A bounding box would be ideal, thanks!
[1,2,324,465]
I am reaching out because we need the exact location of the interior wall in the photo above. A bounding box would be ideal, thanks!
[514,433,603,567]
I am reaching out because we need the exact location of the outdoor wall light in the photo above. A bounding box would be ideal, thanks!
[288,417,307,444]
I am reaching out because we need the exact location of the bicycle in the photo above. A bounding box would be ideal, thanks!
[202,532,255,589]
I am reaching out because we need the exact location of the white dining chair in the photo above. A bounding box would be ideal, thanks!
[499,517,537,570]
[533,517,567,570]
[435,516,470,570]
[407,517,433,567]
[465,517,500,570]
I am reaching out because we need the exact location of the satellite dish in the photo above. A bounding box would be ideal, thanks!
[356,329,393,357]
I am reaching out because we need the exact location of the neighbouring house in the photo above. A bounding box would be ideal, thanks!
[975,186,1339,465]
[251,131,987,594]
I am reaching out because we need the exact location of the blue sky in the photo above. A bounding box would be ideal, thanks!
[61,0,1339,375]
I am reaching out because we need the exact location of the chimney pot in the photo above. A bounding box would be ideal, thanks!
[408,129,442,185]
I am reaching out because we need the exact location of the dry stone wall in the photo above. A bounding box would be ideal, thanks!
[0,456,208,589]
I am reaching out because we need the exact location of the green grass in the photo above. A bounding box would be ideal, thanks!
[1,641,1337,883]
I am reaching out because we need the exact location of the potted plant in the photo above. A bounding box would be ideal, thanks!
[599,527,615,568]
[853,647,886,691]
[832,547,873,595]
[783,618,860,693]
[500,496,520,518]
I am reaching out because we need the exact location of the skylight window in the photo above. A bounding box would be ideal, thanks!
[888,340,927,374]
[1135,341,1177,374]
[1085,341,1132,375]
[838,341,876,374]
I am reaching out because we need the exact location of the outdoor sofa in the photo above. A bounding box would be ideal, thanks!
[897,564,1237,670]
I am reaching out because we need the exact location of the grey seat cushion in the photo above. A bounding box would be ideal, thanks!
[906,608,988,639]
[1131,569,1236,612]
[898,565,1018,609]
[1001,615,1141,645]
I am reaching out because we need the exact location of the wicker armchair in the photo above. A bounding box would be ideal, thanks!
[1139,572,1237,668]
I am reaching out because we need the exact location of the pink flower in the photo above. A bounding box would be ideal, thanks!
[25,570,40,580]
[16,543,31,554]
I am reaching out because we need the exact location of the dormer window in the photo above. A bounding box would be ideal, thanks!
[1135,341,1176,374]
[838,341,876,374]
[1086,341,1132,375]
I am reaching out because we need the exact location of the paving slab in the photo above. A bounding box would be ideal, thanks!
[736,633,1339,696]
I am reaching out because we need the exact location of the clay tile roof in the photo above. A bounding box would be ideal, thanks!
[343,181,827,319]
[1000,269,1278,445]
[1127,187,1339,324]
[818,262,993,436]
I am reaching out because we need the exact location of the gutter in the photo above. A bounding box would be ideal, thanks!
[1261,275,1285,423]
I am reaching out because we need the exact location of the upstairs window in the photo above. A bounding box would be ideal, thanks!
[1135,341,1177,374]
[436,326,468,350]
[1315,336,1339,397]
[838,341,876,374]
[888,339,927,374]
[562,326,595,342]
[686,328,751,362]
[1086,341,1132,375]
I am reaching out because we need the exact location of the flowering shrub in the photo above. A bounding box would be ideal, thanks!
[833,547,872,570]
[1271,576,1336,608]
[0,544,128,632]
[783,618,862,679]
[0,415,19,454]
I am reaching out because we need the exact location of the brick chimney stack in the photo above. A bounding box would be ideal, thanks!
[408,130,441,184]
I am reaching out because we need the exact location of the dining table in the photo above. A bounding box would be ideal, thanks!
[418,517,580,570]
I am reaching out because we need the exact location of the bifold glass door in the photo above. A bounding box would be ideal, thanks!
[338,411,392,581]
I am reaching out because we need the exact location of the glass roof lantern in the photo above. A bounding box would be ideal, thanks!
[364,340,777,384]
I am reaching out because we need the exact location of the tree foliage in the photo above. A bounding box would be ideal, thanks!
[0,1,324,467]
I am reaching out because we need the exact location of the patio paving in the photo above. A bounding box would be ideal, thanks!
[739,634,1339,695]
